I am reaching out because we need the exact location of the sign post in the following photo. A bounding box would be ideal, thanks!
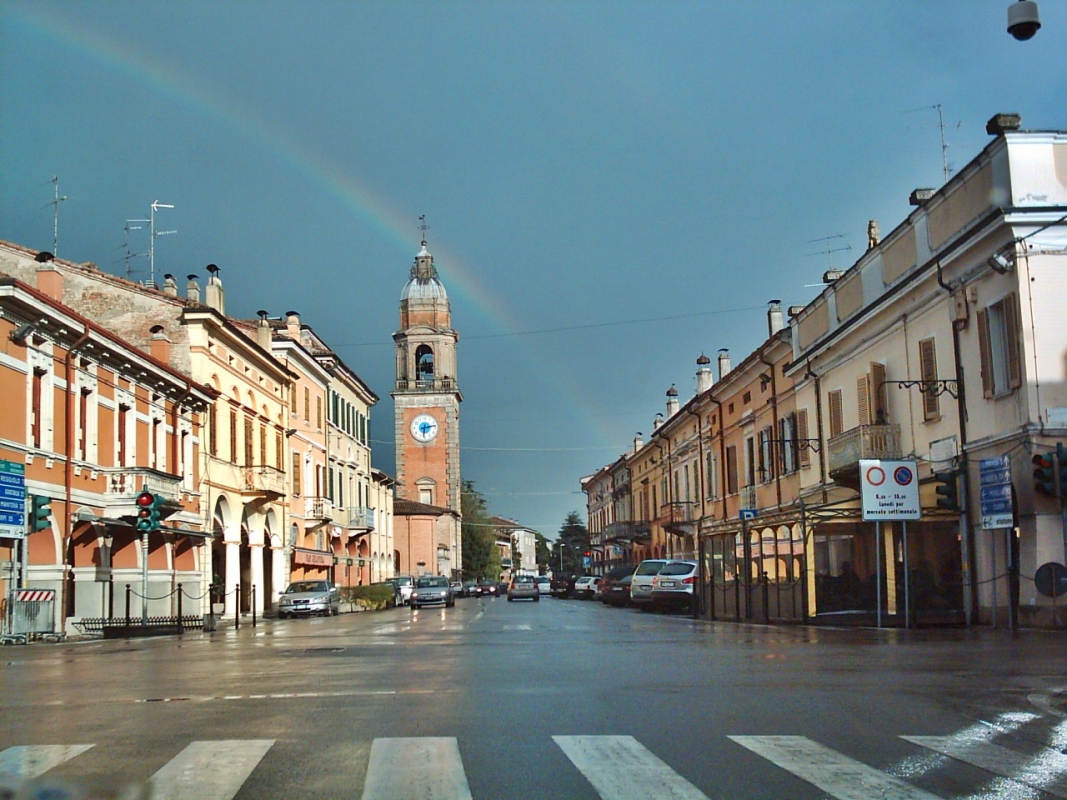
[860,460,921,628]
[0,461,27,540]
[978,455,1014,629]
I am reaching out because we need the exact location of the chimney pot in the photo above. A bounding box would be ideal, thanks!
[909,188,936,206]
[986,113,1021,136]
[186,275,201,304]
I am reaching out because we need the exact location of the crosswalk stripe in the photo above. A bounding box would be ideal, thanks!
[361,737,472,800]
[553,735,709,800]
[0,745,94,780]
[729,735,941,800]
[903,735,1067,798]
[150,739,274,800]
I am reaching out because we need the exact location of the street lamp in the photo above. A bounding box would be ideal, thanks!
[559,542,566,573]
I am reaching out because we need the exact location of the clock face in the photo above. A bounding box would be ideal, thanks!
[410,414,439,443]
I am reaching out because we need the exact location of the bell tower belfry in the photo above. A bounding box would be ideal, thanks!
[392,237,462,513]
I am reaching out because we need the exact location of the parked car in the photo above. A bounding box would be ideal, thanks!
[369,581,403,607]
[385,575,415,605]
[410,575,455,608]
[450,581,464,597]
[551,573,577,598]
[476,579,499,597]
[507,575,540,602]
[629,559,669,609]
[599,565,636,606]
[277,580,339,618]
[573,575,601,599]
[462,580,478,597]
[603,573,634,606]
[650,560,698,612]
[535,575,551,595]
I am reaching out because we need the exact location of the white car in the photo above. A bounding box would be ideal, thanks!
[535,576,551,595]
[629,559,668,609]
[573,575,601,599]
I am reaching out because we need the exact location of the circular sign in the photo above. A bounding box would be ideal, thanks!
[893,466,914,486]
[1035,562,1067,598]
[865,466,886,486]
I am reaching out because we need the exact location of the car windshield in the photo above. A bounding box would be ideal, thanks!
[417,577,449,588]
[285,581,327,593]
[635,561,666,576]
[659,562,696,576]
[513,576,535,584]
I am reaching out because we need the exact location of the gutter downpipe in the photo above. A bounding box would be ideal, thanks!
[938,262,975,626]
[712,395,728,621]
[684,405,705,618]
[61,328,91,634]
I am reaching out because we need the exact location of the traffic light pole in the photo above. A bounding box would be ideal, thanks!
[142,531,149,624]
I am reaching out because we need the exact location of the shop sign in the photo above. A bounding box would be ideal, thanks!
[293,549,332,567]
[860,460,921,520]
[0,460,26,539]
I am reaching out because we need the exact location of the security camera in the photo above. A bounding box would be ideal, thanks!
[1007,0,1041,41]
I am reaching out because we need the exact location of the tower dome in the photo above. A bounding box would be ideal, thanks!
[400,241,448,302]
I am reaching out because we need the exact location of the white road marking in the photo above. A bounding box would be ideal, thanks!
[0,744,93,780]
[502,624,532,631]
[729,735,941,800]
[553,735,709,800]
[361,737,472,800]
[150,739,274,800]
[904,735,1067,798]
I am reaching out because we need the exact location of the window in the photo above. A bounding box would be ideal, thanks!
[857,375,870,426]
[292,452,301,495]
[758,427,773,483]
[416,345,435,382]
[745,437,756,487]
[117,403,129,466]
[778,415,794,474]
[706,452,718,499]
[243,416,253,466]
[743,391,751,404]
[870,362,887,423]
[78,388,90,461]
[796,408,811,467]
[977,293,1022,398]
[208,405,217,457]
[31,369,45,448]
[316,396,322,430]
[259,423,267,466]
[304,386,310,420]
[828,390,843,438]
[918,338,940,420]
[419,487,433,504]
[726,445,738,495]
[275,431,283,470]
[229,409,238,464]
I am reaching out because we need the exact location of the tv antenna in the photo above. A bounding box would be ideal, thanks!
[905,103,961,183]
[805,234,851,268]
[148,201,176,287]
[122,218,150,280]
[44,176,68,258]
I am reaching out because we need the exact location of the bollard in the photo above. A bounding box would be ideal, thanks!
[125,584,131,627]
[762,571,770,624]
[251,584,256,628]
[234,585,240,630]
[177,583,183,634]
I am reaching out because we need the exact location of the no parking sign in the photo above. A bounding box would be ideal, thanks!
[860,459,921,520]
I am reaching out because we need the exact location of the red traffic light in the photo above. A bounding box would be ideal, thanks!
[136,490,155,508]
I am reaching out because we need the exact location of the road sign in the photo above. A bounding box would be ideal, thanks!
[979,455,1014,530]
[0,460,26,539]
[739,509,757,521]
[860,460,921,520]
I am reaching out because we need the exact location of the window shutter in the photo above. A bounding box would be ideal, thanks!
[726,445,738,495]
[1005,293,1022,389]
[870,362,887,423]
[857,375,871,426]
[828,391,844,438]
[244,417,254,466]
[293,452,301,495]
[918,338,940,420]
[796,408,811,467]
[977,308,994,398]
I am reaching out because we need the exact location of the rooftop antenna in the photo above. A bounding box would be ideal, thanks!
[805,234,851,268]
[905,103,961,183]
[46,176,68,258]
[418,214,430,246]
[122,218,150,280]
[148,201,176,287]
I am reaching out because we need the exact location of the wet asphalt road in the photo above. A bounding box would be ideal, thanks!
[3,594,1067,799]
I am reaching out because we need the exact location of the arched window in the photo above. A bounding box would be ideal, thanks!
[416,345,435,384]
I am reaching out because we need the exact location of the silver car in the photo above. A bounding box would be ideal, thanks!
[629,558,668,609]
[277,580,339,618]
[410,575,456,608]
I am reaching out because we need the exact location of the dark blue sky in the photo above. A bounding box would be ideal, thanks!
[2,1,1063,534]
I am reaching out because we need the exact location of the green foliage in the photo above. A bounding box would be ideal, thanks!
[553,511,590,574]
[340,584,398,609]
[461,481,501,580]
[534,531,551,571]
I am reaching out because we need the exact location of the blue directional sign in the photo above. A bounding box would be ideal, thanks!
[739,509,758,521]
[0,460,26,539]
[979,455,1013,530]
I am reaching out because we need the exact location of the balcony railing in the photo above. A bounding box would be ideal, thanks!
[394,377,457,392]
[307,497,332,521]
[602,520,651,543]
[827,424,902,478]
[105,467,182,518]
[345,506,375,529]
[242,465,286,498]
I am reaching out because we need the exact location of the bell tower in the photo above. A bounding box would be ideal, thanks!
[392,238,462,513]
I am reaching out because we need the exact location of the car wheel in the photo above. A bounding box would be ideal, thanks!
[533,596,539,602]
[278,612,287,619]
[507,596,513,602]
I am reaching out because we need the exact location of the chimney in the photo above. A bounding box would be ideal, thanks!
[186,274,201,304]
[653,412,664,431]
[695,353,713,395]
[867,220,880,249]
[665,384,679,418]
[149,325,171,365]
[205,264,225,314]
[633,432,643,452]
[718,348,731,380]
[767,300,785,336]
[34,253,62,301]
[986,113,1021,136]
[162,273,178,297]
[285,310,301,340]
[256,310,273,351]
[909,188,936,207]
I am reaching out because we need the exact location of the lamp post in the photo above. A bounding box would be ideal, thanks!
[559,542,566,574]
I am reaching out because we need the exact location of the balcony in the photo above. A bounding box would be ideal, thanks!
[307,497,332,522]
[827,424,902,489]
[345,506,375,530]
[602,520,650,543]
[105,467,182,519]
[394,377,457,393]
[660,501,698,537]
[241,465,286,499]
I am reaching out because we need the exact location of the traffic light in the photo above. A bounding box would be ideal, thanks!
[1032,451,1057,496]
[29,494,51,532]
[1057,442,1067,497]
[135,490,164,532]
[934,471,959,511]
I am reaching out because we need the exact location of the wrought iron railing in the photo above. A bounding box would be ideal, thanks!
[394,377,457,392]
[242,465,286,496]
[345,506,375,529]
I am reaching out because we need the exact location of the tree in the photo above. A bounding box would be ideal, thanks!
[553,511,589,574]
[534,531,552,573]
[461,481,501,580]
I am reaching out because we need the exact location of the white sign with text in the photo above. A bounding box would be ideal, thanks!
[860,459,921,520]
